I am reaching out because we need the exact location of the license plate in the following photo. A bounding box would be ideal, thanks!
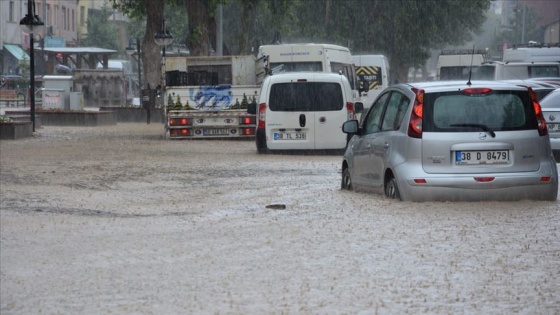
[203,129,230,136]
[456,150,509,165]
[274,132,306,140]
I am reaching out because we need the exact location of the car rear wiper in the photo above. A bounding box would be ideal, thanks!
[450,123,496,138]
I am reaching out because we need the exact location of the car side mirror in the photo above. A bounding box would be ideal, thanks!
[359,80,370,94]
[354,102,364,114]
[342,120,359,134]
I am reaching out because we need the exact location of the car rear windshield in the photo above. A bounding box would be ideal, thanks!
[423,90,538,132]
[269,82,344,111]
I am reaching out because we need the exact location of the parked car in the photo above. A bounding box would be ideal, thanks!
[248,72,358,154]
[502,79,557,100]
[341,80,558,201]
[539,88,560,161]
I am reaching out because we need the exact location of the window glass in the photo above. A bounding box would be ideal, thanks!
[363,92,389,134]
[269,62,322,74]
[269,82,343,112]
[381,92,410,131]
[331,62,357,90]
[425,91,536,132]
[529,66,560,78]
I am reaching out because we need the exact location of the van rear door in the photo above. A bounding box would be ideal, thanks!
[265,79,347,150]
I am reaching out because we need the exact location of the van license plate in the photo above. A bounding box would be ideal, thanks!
[274,132,306,140]
[456,150,509,165]
[204,129,230,136]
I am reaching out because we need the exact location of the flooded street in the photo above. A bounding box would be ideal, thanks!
[1,124,559,314]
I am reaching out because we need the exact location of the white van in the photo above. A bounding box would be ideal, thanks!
[503,46,560,63]
[248,72,358,153]
[472,61,560,80]
[352,55,390,106]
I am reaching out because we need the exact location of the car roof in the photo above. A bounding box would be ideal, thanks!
[266,72,349,82]
[401,80,530,92]
[539,88,560,109]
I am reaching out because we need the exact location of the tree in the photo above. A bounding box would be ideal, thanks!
[113,0,164,91]
[81,3,119,50]
[281,0,491,82]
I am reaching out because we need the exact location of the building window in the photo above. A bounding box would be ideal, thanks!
[45,4,50,27]
[80,6,85,27]
[72,10,75,32]
[8,1,14,22]
[62,6,66,30]
[53,5,58,29]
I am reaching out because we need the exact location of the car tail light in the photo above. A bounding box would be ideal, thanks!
[462,88,493,95]
[346,102,355,120]
[541,176,552,182]
[408,88,424,139]
[529,88,548,136]
[474,177,495,182]
[240,116,256,125]
[258,103,266,130]
[169,118,192,126]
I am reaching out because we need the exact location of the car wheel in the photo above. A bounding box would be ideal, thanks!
[385,177,401,200]
[341,168,353,190]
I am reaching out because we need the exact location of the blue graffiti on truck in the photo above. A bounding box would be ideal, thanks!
[189,85,233,110]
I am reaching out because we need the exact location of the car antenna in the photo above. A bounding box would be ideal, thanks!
[467,45,475,86]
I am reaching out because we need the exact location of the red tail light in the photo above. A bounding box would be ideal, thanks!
[240,116,256,125]
[258,103,266,130]
[462,88,493,95]
[408,88,424,139]
[170,128,190,137]
[169,118,191,126]
[346,102,355,120]
[474,177,495,182]
[242,127,255,136]
[529,88,548,136]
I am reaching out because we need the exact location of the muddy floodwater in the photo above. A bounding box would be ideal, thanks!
[1,124,559,314]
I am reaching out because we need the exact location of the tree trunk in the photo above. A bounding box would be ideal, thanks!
[142,0,163,91]
[186,0,211,56]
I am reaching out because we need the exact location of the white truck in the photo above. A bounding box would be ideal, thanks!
[352,54,390,106]
[436,49,491,80]
[164,55,259,139]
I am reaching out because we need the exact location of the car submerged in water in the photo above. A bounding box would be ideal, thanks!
[341,80,558,201]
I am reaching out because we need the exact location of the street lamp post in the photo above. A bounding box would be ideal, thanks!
[154,19,173,110]
[20,0,44,132]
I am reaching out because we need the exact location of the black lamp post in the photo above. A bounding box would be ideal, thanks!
[154,19,174,58]
[20,0,44,132]
[154,19,173,110]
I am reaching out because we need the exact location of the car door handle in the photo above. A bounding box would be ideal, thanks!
[373,142,389,148]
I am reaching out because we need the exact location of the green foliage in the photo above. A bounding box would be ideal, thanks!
[175,95,183,107]
[167,94,174,106]
[81,3,119,50]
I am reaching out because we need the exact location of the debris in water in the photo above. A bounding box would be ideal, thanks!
[266,204,286,210]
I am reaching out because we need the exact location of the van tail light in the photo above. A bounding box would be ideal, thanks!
[258,103,267,130]
[529,87,548,136]
[242,127,255,136]
[408,88,424,139]
[346,102,355,120]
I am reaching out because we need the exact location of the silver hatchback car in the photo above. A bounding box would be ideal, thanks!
[341,81,558,201]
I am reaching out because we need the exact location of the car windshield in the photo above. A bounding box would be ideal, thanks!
[424,90,536,132]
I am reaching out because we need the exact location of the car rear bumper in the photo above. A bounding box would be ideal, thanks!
[395,160,558,201]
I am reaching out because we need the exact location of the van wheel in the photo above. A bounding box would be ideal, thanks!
[341,168,353,190]
[385,177,401,200]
